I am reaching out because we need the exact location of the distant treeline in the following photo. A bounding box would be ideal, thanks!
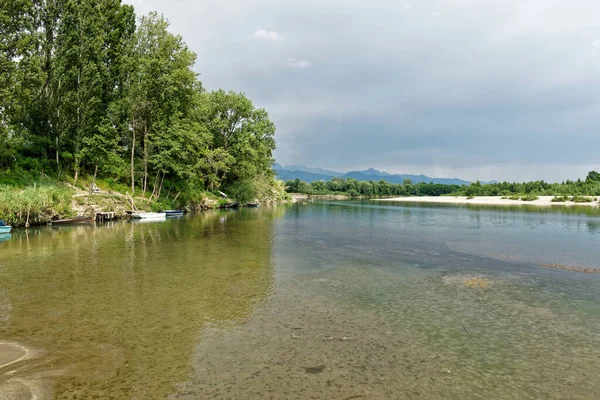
[286,178,461,197]
[286,171,600,197]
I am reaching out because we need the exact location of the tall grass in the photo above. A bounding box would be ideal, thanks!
[0,185,73,226]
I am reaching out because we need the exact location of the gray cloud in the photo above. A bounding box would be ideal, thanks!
[125,0,600,181]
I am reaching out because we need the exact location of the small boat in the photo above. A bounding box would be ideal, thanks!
[0,220,12,233]
[130,212,166,220]
[162,210,184,217]
[246,203,261,208]
[226,202,240,209]
[50,216,94,226]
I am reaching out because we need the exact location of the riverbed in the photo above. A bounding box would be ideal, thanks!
[1,201,599,399]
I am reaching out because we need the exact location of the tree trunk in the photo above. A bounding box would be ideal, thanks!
[89,164,98,196]
[131,125,135,195]
[150,173,159,200]
[173,190,183,204]
[55,135,59,171]
[142,123,148,197]
[157,172,166,199]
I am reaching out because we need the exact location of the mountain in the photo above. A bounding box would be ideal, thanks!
[342,171,471,186]
[274,164,473,185]
[277,164,343,177]
[357,168,391,177]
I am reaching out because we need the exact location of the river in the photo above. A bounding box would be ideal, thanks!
[1,201,599,399]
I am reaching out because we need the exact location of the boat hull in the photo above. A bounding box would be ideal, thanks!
[131,213,166,220]
[164,210,184,217]
[50,217,94,226]
[0,226,11,234]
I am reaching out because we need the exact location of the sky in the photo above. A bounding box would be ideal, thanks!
[124,0,600,182]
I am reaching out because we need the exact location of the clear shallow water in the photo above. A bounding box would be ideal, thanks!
[0,201,599,399]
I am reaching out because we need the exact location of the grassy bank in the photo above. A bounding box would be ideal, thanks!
[0,170,290,227]
[0,184,74,227]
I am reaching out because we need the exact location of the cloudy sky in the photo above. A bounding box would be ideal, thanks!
[125,0,600,181]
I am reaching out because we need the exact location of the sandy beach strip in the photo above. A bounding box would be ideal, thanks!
[375,196,600,207]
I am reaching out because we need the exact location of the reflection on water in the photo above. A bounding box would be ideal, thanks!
[0,208,283,398]
[1,202,600,399]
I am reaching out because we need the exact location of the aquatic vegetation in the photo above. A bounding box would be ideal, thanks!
[464,278,490,288]
[539,263,600,273]
[442,274,492,288]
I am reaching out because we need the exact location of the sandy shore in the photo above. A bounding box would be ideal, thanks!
[376,196,599,207]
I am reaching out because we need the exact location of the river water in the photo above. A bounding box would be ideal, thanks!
[0,201,599,399]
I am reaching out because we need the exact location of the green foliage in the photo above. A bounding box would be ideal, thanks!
[226,175,288,204]
[286,177,460,197]
[0,2,281,212]
[217,199,229,208]
[520,195,539,201]
[284,174,600,200]
[571,196,594,203]
[452,177,600,197]
[226,180,255,204]
[0,184,73,226]
[551,196,568,203]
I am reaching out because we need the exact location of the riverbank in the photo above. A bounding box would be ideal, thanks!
[0,182,289,227]
[376,195,600,207]
[290,193,349,201]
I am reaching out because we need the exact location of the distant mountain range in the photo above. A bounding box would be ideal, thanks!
[273,163,477,186]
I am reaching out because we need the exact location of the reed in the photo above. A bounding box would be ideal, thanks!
[0,184,73,227]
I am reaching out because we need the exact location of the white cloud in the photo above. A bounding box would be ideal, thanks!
[286,58,311,68]
[252,29,282,41]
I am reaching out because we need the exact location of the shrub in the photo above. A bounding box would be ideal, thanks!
[551,196,568,202]
[508,195,521,200]
[571,196,594,203]
[520,195,539,201]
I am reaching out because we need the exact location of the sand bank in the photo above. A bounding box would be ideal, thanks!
[376,196,599,207]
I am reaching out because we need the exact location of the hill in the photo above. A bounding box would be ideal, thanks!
[274,164,472,185]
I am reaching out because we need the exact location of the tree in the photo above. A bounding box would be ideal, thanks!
[586,171,600,184]
[203,90,276,185]
[128,12,198,196]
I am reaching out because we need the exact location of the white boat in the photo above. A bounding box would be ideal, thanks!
[130,212,166,220]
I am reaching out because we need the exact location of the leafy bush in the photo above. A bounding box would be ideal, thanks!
[226,175,289,204]
[217,199,229,208]
[508,195,521,200]
[571,196,594,203]
[520,195,539,201]
[551,196,568,202]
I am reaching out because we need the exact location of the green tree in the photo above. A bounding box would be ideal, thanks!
[203,90,276,185]
[128,12,198,195]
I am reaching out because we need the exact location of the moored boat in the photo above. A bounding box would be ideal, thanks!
[50,216,94,226]
[162,210,184,217]
[246,203,261,208]
[0,220,12,233]
[130,212,166,220]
